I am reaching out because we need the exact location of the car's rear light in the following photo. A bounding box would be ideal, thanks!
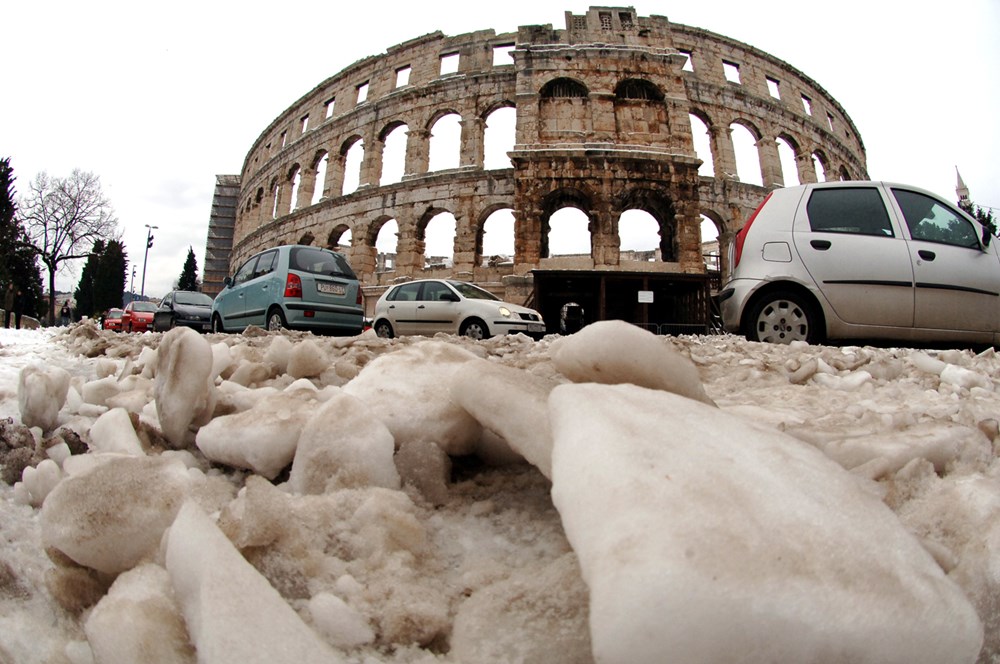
[284,273,302,298]
[733,192,772,269]
[304,310,314,318]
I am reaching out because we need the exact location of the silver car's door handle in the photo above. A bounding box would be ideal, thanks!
[918,250,936,261]
[417,305,426,309]
[810,240,832,250]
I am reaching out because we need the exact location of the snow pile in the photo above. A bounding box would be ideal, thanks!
[0,321,998,663]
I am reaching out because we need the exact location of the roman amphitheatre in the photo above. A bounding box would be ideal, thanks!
[203,6,866,331]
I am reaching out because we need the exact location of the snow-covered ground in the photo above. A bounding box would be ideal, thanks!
[1,320,999,663]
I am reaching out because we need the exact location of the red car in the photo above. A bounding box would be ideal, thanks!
[121,301,157,332]
[102,308,124,332]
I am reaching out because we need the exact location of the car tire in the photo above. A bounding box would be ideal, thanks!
[266,307,287,332]
[128,322,133,333]
[168,317,176,330]
[374,320,394,339]
[212,314,225,334]
[745,290,821,344]
[460,317,490,340]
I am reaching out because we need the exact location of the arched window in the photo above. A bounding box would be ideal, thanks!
[618,209,660,259]
[311,153,328,205]
[288,166,301,213]
[689,114,714,177]
[813,152,827,182]
[375,219,398,273]
[614,79,664,101]
[380,124,408,185]
[480,208,515,265]
[540,78,588,98]
[730,123,763,186]
[428,114,461,172]
[483,107,515,170]
[776,138,799,187]
[423,212,456,267]
[342,139,364,195]
[546,208,591,257]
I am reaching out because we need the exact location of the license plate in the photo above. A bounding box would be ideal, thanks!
[317,282,346,295]
[528,323,545,333]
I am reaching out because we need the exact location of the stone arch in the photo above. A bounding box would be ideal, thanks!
[539,78,591,142]
[539,188,595,258]
[428,111,462,172]
[775,134,800,187]
[729,120,763,186]
[812,149,829,182]
[839,164,851,181]
[378,120,408,185]
[615,188,678,262]
[475,204,516,264]
[298,231,315,246]
[614,78,667,137]
[327,224,352,249]
[340,135,365,195]
[310,150,329,205]
[483,103,516,170]
[689,110,715,177]
[614,78,665,101]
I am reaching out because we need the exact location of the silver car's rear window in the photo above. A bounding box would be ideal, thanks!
[806,188,894,237]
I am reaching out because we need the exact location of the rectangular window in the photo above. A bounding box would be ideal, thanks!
[395,66,411,88]
[280,131,286,148]
[356,82,369,104]
[679,49,694,72]
[324,98,335,119]
[766,77,781,99]
[801,95,812,115]
[827,113,835,131]
[619,12,634,30]
[723,61,741,84]
[599,12,612,31]
[572,16,587,31]
[300,115,309,133]
[493,44,515,66]
[439,52,459,76]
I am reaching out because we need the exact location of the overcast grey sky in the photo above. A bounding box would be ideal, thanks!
[3,0,997,297]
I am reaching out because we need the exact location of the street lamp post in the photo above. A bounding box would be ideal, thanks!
[129,267,136,304]
[140,224,158,298]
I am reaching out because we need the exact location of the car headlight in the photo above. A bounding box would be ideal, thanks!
[498,306,512,318]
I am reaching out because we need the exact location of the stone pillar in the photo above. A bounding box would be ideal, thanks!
[513,197,543,271]
[361,138,385,187]
[757,135,783,188]
[349,244,377,282]
[328,152,347,197]
[797,150,817,184]
[459,117,485,169]
[452,209,477,273]
[711,125,738,181]
[591,208,619,266]
[404,128,431,177]
[394,208,425,276]
[297,167,317,210]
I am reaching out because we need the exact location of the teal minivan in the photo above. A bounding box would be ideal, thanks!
[211,245,364,335]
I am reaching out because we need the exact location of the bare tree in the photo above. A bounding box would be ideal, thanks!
[18,170,119,324]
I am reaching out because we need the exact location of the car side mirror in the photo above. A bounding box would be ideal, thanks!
[223,276,233,287]
[982,227,992,249]
[441,292,460,302]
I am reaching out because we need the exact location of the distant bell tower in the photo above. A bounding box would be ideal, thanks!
[956,167,971,208]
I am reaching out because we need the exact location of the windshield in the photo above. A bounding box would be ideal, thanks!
[175,292,213,306]
[289,247,357,279]
[448,280,500,301]
[132,302,157,313]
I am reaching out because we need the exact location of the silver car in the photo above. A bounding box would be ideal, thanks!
[372,279,545,340]
[719,181,1000,345]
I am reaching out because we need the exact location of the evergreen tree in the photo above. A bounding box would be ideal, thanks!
[74,240,105,320]
[74,239,129,318]
[96,239,128,312]
[177,246,200,291]
[1,158,45,320]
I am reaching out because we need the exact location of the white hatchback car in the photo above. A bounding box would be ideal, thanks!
[719,181,999,345]
[372,279,546,339]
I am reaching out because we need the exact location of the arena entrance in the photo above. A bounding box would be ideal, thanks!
[531,270,712,336]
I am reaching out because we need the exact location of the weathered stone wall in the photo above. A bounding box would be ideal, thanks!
[225,6,867,303]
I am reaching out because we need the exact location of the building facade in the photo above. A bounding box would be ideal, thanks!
[208,7,867,309]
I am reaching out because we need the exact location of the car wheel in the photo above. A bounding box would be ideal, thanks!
[128,322,133,333]
[746,291,820,344]
[212,314,225,334]
[374,320,394,339]
[266,307,287,332]
[460,318,490,340]
[168,317,176,330]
